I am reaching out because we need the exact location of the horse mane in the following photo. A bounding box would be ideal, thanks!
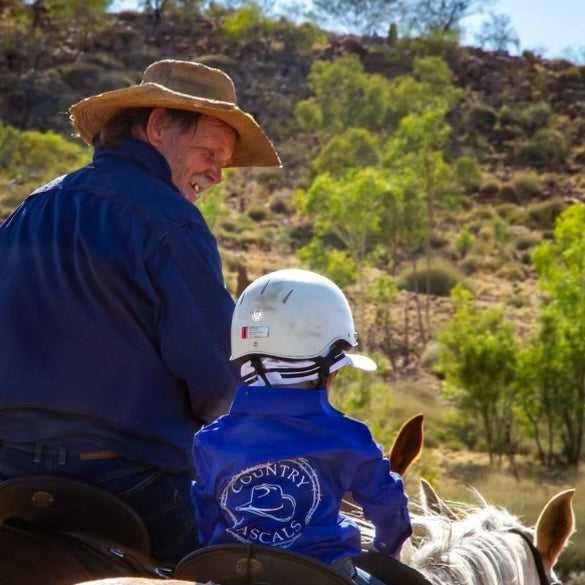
[401,492,539,585]
[351,480,571,585]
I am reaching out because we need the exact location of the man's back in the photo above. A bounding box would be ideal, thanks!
[0,138,238,472]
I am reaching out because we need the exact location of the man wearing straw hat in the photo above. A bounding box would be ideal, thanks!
[0,59,281,564]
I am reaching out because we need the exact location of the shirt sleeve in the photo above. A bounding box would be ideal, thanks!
[147,218,240,424]
[350,441,412,556]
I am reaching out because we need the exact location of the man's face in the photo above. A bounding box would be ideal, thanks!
[155,113,237,203]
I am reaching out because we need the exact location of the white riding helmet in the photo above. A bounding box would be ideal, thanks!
[231,268,358,361]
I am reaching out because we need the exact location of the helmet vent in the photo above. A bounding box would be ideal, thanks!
[282,290,293,303]
[260,280,271,294]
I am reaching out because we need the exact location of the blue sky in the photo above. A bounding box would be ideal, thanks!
[111,0,585,61]
[462,0,585,60]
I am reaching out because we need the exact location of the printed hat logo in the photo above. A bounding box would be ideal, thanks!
[220,458,321,548]
[236,483,295,521]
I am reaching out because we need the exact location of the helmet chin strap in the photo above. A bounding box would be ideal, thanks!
[250,356,272,386]
[313,344,345,387]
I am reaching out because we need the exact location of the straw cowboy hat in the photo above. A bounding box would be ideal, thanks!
[69,59,281,168]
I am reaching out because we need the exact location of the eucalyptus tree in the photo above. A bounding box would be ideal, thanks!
[294,167,394,337]
[439,285,519,465]
[475,12,520,53]
[310,0,401,36]
[514,311,570,467]
[398,0,494,39]
[531,203,585,465]
[383,106,454,338]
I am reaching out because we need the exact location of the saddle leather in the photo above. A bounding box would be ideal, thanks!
[354,551,434,585]
[0,522,94,585]
[174,543,355,585]
[0,475,150,555]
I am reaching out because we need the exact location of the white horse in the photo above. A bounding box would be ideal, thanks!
[350,477,575,585]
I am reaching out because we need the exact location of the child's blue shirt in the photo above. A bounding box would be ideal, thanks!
[192,385,412,565]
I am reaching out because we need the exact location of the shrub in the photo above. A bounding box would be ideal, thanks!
[512,171,542,200]
[558,66,582,85]
[479,178,501,197]
[397,258,469,297]
[518,128,567,169]
[497,262,525,281]
[492,216,512,244]
[248,206,269,222]
[572,145,585,166]
[455,226,475,257]
[470,206,496,221]
[284,22,328,53]
[93,71,135,93]
[460,254,480,275]
[522,198,567,230]
[498,105,519,126]
[465,103,498,132]
[515,232,541,251]
[505,296,530,308]
[269,196,292,215]
[60,62,103,91]
[455,155,481,193]
[521,101,551,133]
[221,5,272,41]
[498,183,517,203]
[495,202,522,222]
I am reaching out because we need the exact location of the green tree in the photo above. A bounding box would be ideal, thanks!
[439,285,519,464]
[312,127,380,177]
[514,310,568,467]
[294,168,392,336]
[531,203,585,465]
[294,54,393,139]
[384,105,454,337]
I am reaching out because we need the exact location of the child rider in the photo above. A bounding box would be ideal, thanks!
[191,269,412,584]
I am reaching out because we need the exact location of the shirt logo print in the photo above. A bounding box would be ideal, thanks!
[220,458,320,548]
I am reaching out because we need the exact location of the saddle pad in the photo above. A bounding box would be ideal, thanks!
[174,543,354,585]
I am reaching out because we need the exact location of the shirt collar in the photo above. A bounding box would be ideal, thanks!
[93,137,174,186]
[229,385,341,417]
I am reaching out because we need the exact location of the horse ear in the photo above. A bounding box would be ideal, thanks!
[419,478,458,520]
[387,413,424,476]
[535,489,575,572]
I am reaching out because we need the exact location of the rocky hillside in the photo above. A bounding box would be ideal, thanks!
[3,6,585,365]
[2,8,585,188]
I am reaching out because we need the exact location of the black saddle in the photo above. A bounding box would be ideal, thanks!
[0,475,150,554]
[0,475,162,585]
[174,543,354,585]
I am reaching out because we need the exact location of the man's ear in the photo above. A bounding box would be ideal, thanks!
[144,107,168,147]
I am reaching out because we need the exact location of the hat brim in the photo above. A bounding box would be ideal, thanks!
[69,83,281,168]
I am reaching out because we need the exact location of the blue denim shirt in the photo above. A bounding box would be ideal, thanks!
[192,385,412,564]
[0,137,239,472]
